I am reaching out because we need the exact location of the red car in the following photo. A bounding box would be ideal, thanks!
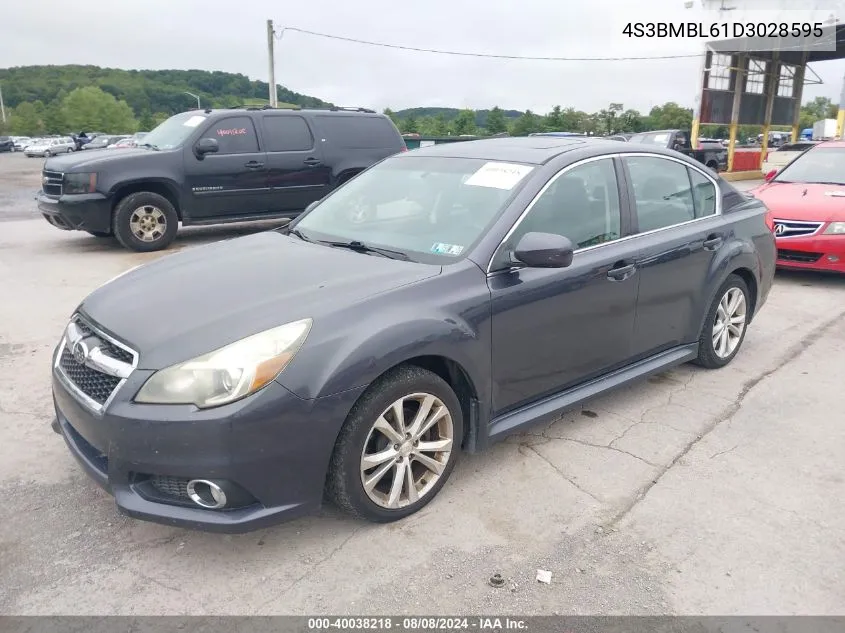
[749,140,845,273]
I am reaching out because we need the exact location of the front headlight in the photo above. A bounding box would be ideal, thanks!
[135,318,312,408]
[823,221,845,235]
[64,172,97,194]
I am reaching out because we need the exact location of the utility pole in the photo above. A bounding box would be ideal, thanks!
[267,20,278,108]
[0,83,6,124]
[184,91,201,109]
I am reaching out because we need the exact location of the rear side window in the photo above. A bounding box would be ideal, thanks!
[207,116,259,154]
[688,169,717,218]
[315,115,399,149]
[262,115,314,152]
[625,156,696,232]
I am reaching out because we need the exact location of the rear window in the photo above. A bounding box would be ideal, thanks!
[315,115,400,149]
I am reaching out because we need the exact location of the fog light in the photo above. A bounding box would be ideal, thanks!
[827,255,840,262]
[186,479,227,509]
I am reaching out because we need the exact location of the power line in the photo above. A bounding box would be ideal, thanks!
[274,26,707,61]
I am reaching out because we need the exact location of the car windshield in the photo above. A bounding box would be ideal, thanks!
[292,155,535,264]
[628,132,672,145]
[773,147,845,185]
[140,111,208,149]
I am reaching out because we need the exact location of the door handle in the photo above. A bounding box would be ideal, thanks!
[607,262,636,281]
[703,234,723,250]
[303,158,322,167]
[245,161,264,169]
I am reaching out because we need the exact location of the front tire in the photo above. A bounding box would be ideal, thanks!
[112,191,178,252]
[327,366,463,522]
[694,274,750,369]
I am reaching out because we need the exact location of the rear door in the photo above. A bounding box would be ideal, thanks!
[183,115,268,219]
[621,153,724,360]
[260,113,331,214]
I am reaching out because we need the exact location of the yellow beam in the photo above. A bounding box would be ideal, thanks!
[728,122,738,172]
[690,118,701,150]
[837,108,845,139]
[722,170,764,182]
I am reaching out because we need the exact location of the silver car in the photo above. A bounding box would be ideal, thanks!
[24,137,75,158]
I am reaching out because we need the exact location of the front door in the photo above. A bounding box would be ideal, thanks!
[260,114,332,214]
[488,156,640,416]
[183,115,268,220]
[621,154,723,359]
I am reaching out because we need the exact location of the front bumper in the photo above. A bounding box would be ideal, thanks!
[52,366,365,533]
[776,234,845,273]
[38,190,113,233]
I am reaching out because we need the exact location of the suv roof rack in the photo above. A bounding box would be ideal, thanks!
[236,104,303,111]
[328,106,376,113]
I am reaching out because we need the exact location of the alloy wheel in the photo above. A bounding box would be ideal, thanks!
[129,205,167,243]
[712,287,746,359]
[360,392,454,509]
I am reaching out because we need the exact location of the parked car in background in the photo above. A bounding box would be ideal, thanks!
[628,129,728,172]
[606,134,633,142]
[0,136,15,152]
[48,136,775,532]
[37,106,406,252]
[24,137,75,157]
[107,136,137,149]
[749,140,845,274]
[12,137,33,151]
[761,141,818,174]
[81,135,125,151]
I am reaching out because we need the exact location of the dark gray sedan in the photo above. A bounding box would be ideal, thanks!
[51,137,776,532]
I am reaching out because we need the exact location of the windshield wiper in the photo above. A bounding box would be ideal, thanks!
[287,227,311,242]
[138,142,159,151]
[320,239,410,260]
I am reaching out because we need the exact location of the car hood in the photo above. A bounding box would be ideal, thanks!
[749,181,845,222]
[78,231,441,369]
[44,147,160,172]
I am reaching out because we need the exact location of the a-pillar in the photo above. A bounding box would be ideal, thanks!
[727,54,747,173]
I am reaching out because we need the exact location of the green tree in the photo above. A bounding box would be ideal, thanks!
[138,111,156,131]
[617,109,645,133]
[383,108,398,125]
[510,110,543,136]
[401,115,419,134]
[544,105,564,131]
[451,109,477,136]
[60,86,138,133]
[647,102,693,130]
[44,102,68,133]
[485,106,508,135]
[152,112,170,127]
[9,101,45,135]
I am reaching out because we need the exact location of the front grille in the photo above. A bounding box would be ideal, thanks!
[59,348,121,404]
[772,219,823,239]
[74,320,134,364]
[150,475,191,500]
[778,249,823,263]
[42,170,63,196]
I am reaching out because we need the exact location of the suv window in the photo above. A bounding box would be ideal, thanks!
[688,168,717,218]
[625,156,697,232]
[208,116,259,154]
[509,157,622,250]
[315,115,398,149]
[262,115,314,152]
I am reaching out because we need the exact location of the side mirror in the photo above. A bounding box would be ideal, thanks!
[764,169,777,182]
[195,137,219,158]
[513,232,574,268]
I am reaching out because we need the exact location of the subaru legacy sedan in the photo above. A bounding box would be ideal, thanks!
[51,137,776,532]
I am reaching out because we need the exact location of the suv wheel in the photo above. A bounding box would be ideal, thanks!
[694,274,750,369]
[113,192,178,252]
[327,366,462,522]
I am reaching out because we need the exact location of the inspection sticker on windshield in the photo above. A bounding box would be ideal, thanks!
[431,242,464,256]
[464,162,534,190]
[182,115,206,128]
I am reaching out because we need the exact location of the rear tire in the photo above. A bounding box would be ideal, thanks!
[112,191,178,252]
[694,274,751,369]
[327,365,463,522]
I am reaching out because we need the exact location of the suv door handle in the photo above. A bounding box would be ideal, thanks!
[245,160,264,169]
[703,234,723,250]
[303,158,322,167]
[607,262,636,281]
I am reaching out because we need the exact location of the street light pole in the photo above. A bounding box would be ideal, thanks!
[184,92,201,109]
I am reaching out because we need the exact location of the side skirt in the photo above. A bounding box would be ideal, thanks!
[486,344,699,443]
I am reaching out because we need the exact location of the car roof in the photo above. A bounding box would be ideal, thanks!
[401,136,635,164]
[815,140,845,148]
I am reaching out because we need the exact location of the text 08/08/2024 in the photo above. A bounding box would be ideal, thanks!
[622,22,824,39]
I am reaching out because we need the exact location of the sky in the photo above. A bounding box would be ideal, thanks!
[3,0,845,114]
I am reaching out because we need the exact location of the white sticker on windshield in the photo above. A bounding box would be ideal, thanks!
[183,115,206,128]
[464,162,534,190]
[653,133,669,144]
[431,242,464,256]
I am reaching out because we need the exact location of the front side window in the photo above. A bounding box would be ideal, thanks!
[206,116,259,154]
[294,156,534,263]
[626,156,698,232]
[506,158,622,252]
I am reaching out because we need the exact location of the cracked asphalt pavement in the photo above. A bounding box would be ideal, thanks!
[1,153,843,615]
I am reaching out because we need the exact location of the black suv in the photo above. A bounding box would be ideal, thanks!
[37,107,406,252]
